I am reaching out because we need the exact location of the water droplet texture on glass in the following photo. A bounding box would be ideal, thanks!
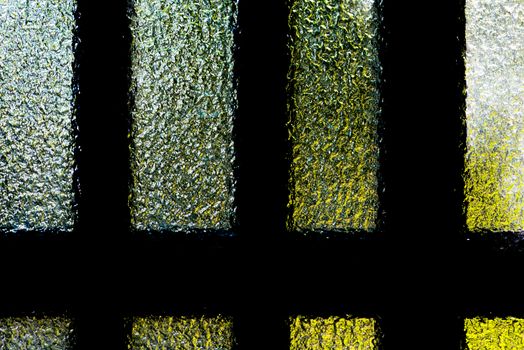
[465,317,524,349]
[290,316,379,350]
[464,0,524,232]
[0,316,74,349]
[129,0,238,232]
[128,315,234,350]
[0,0,77,232]
[287,0,382,233]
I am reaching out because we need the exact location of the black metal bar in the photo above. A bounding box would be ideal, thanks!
[380,0,464,348]
[232,0,291,347]
[235,0,289,242]
[72,0,131,347]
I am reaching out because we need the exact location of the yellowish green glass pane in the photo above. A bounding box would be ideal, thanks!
[129,0,237,232]
[287,0,382,232]
[464,0,524,232]
[0,0,77,231]
[0,316,73,349]
[290,316,378,350]
[129,315,234,350]
[465,317,524,349]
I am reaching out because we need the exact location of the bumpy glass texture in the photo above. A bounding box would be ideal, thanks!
[0,316,73,350]
[129,315,234,350]
[287,0,382,232]
[129,0,237,231]
[464,0,524,232]
[0,0,76,231]
[465,317,524,349]
[290,316,378,350]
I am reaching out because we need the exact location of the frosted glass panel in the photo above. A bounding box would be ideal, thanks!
[0,316,74,349]
[290,316,379,349]
[464,0,524,232]
[465,317,524,349]
[129,0,237,232]
[0,0,77,231]
[287,0,382,233]
[129,315,234,349]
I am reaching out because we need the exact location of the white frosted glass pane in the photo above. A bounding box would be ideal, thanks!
[0,0,77,232]
[0,316,73,349]
[129,0,237,232]
[465,0,524,232]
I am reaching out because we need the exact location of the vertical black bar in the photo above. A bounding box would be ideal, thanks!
[381,0,463,348]
[76,0,130,236]
[234,0,290,347]
[236,0,289,240]
[75,0,130,348]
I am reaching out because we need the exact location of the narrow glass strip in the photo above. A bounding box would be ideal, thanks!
[290,315,379,349]
[129,315,234,349]
[465,317,524,349]
[0,0,77,231]
[287,0,382,233]
[129,0,238,232]
[0,316,74,349]
[464,0,524,232]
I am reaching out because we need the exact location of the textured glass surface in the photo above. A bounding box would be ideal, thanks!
[464,0,524,232]
[290,316,378,350]
[0,316,73,349]
[129,315,234,350]
[0,0,77,231]
[465,317,524,349]
[129,0,237,231]
[287,0,382,232]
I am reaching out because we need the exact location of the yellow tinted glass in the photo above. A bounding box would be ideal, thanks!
[465,317,524,349]
[290,316,378,349]
[129,315,234,349]
[287,0,382,233]
[464,0,524,232]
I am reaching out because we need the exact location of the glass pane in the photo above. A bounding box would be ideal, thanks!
[129,0,237,232]
[290,316,379,349]
[0,0,77,231]
[0,316,73,349]
[465,317,524,349]
[464,0,524,232]
[129,315,234,349]
[287,0,382,233]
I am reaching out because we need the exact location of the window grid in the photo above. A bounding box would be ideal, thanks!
[0,0,523,349]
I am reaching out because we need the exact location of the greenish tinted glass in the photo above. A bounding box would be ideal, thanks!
[290,316,379,350]
[464,0,524,232]
[287,0,382,233]
[0,316,74,349]
[0,0,77,231]
[465,317,524,349]
[129,315,234,350]
[129,0,237,232]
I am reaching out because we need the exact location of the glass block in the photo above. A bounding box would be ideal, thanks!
[0,316,74,349]
[129,315,234,350]
[0,0,77,231]
[464,0,524,232]
[287,0,382,233]
[129,0,238,232]
[290,315,379,350]
[465,317,524,349]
